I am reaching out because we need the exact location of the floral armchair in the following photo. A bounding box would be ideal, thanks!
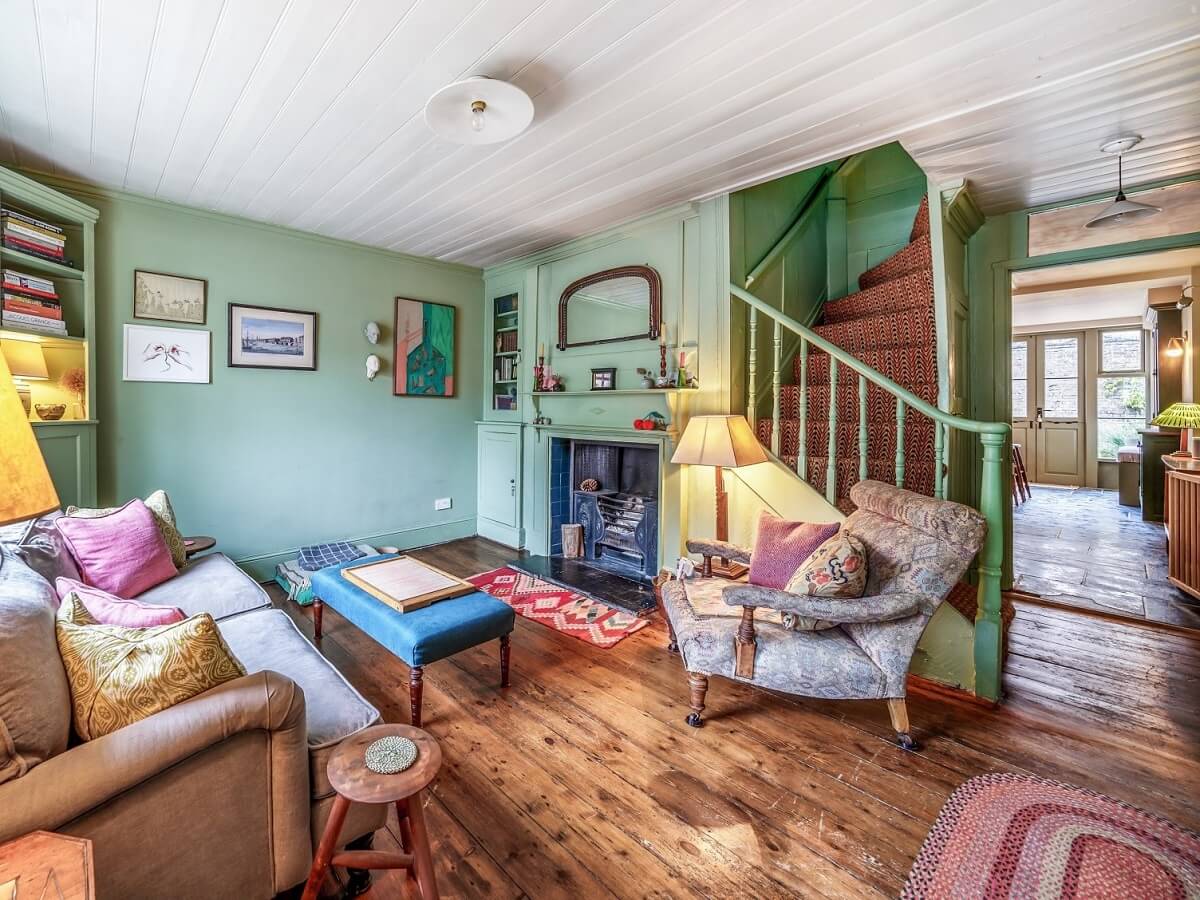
[658,480,987,749]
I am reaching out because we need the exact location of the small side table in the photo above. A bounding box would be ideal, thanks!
[0,831,94,900]
[183,535,216,559]
[302,724,442,900]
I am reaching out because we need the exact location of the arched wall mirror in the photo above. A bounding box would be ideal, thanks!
[556,265,662,350]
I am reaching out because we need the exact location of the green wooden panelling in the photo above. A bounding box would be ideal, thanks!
[842,143,926,290]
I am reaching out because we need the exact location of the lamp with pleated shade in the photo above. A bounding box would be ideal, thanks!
[1,339,49,415]
[671,415,769,578]
[0,346,59,525]
[1152,403,1200,459]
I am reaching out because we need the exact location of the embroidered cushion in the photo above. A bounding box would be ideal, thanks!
[55,612,245,741]
[748,512,839,589]
[68,489,187,569]
[54,499,177,597]
[56,577,185,628]
[786,531,868,599]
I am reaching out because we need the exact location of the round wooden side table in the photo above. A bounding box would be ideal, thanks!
[183,535,216,558]
[301,724,442,900]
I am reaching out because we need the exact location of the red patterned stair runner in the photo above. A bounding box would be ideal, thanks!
[758,196,938,503]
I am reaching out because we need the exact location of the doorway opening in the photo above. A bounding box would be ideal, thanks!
[1010,246,1200,631]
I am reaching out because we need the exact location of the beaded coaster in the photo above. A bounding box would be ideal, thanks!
[364,736,418,774]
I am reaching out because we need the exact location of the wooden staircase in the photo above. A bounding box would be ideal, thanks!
[756,197,937,507]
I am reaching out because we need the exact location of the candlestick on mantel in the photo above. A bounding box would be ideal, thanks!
[538,342,545,357]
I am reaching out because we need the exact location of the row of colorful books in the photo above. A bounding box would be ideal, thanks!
[2,268,66,335]
[494,355,519,382]
[1,207,67,264]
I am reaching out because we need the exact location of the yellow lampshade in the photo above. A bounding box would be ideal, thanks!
[0,348,59,525]
[1151,403,1200,429]
[1,339,49,380]
[670,415,769,468]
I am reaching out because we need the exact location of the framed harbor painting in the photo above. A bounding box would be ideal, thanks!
[122,323,211,383]
[394,297,455,397]
[228,303,317,371]
[133,269,207,324]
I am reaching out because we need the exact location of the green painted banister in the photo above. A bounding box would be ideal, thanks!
[730,283,1007,437]
[771,319,782,455]
[747,305,758,419]
[798,339,809,477]
[858,375,868,483]
[933,418,945,499]
[745,158,847,288]
[729,279,1009,703]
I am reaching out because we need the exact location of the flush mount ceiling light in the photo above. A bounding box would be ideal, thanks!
[424,76,533,146]
[1085,134,1161,229]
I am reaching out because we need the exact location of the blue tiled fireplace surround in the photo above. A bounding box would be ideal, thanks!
[549,437,660,580]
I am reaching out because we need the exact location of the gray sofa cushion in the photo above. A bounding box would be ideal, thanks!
[11,513,81,585]
[0,548,72,784]
[138,553,270,621]
[218,609,380,801]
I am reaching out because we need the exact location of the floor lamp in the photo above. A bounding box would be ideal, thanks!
[670,415,769,578]
[0,349,59,525]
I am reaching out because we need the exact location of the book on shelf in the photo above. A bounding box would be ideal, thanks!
[4,220,65,249]
[2,312,67,335]
[494,294,518,315]
[495,330,519,353]
[4,298,62,320]
[3,268,57,296]
[0,208,63,235]
[494,395,517,411]
[3,235,66,261]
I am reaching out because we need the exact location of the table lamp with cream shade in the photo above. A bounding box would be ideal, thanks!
[670,414,769,578]
[0,347,59,525]
[1152,403,1200,458]
[1,338,48,416]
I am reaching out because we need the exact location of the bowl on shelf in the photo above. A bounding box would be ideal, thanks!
[34,403,66,421]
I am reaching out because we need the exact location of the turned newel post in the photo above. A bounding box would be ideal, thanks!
[734,606,757,678]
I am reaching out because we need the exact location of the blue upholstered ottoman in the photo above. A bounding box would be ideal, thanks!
[310,555,515,727]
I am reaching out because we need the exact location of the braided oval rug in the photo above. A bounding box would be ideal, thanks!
[902,773,1200,899]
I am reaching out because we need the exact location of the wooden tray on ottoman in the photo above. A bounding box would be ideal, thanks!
[340,556,474,613]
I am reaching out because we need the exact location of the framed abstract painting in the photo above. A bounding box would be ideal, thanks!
[394,297,455,397]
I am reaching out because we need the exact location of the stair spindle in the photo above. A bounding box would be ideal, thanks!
[895,398,906,489]
[798,340,809,478]
[771,320,782,456]
[934,417,945,499]
[942,422,951,493]
[747,307,758,424]
[826,358,839,504]
[858,375,868,484]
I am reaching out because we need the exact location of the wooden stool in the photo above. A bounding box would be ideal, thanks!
[302,724,442,900]
[1012,443,1031,503]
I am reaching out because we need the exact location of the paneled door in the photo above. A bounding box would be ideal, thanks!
[1013,333,1085,485]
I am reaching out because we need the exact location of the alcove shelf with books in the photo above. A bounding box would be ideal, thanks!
[490,292,521,415]
[0,164,99,507]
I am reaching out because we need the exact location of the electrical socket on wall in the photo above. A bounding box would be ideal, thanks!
[434,497,452,511]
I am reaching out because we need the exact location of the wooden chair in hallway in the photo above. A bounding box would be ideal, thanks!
[1012,443,1031,504]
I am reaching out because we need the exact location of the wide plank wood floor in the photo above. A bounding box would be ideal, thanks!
[271,537,1200,899]
[1013,484,1200,630]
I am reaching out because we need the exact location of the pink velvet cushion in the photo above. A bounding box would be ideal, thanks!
[748,512,840,589]
[55,578,186,628]
[54,499,177,597]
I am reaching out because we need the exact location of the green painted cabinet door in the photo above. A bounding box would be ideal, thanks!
[33,423,97,509]
[477,425,521,545]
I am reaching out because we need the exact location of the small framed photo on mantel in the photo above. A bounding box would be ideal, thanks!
[133,270,207,325]
[228,303,318,371]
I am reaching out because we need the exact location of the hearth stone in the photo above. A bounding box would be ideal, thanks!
[510,556,655,614]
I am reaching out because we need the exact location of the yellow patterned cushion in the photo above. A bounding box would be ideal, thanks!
[58,593,100,625]
[55,613,245,741]
[67,489,187,569]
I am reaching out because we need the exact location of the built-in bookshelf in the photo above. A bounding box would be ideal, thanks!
[0,164,99,507]
[491,292,520,413]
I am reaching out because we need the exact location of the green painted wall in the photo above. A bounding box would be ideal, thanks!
[842,143,926,291]
[46,177,483,577]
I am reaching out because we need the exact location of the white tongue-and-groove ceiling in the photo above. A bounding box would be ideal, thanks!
[1,0,1197,268]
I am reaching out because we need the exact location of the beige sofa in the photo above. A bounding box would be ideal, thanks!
[0,514,388,899]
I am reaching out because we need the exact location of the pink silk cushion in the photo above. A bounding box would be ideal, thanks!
[748,512,840,589]
[55,577,185,628]
[54,499,177,597]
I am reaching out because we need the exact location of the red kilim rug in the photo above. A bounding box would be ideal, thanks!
[902,773,1200,899]
[468,567,648,649]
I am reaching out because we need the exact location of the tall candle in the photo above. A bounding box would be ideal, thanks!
[538,342,545,358]
[660,323,666,346]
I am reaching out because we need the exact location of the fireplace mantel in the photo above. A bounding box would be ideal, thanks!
[527,422,677,445]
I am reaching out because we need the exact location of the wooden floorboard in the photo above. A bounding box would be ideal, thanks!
[271,537,1200,899]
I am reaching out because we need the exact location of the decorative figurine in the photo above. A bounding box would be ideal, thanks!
[638,367,656,389]
[364,321,381,344]
[365,354,380,381]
